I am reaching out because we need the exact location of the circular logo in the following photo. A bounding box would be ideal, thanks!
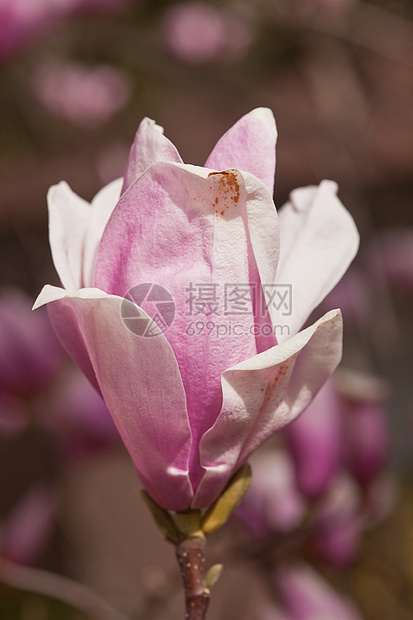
[121,283,175,337]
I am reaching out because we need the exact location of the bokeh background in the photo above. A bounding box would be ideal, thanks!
[1,1,413,618]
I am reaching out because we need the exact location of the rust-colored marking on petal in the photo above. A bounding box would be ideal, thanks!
[193,170,241,218]
[207,169,240,217]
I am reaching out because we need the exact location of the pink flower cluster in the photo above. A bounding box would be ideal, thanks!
[0,290,118,564]
[236,369,391,619]
[238,371,391,562]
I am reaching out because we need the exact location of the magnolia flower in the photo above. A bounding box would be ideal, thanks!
[34,108,359,511]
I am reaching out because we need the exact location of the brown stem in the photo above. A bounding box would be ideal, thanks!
[175,536,210,620]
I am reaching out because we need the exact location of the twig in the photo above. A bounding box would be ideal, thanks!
[175,537,210,620]
[0,558,131,620]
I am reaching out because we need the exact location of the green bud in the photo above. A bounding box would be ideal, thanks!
[174,510,204,539]
[205,564,223,590]
[140,490,180,544]
[201,463,252,535]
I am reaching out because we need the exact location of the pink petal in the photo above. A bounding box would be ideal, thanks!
[276,181,359,339]
[193,309,343,508]
[284,378,342,499]
[82,178,122,287]
[121,117,182,193]
[206,108,277,195]
[48,182,90,292]
[95,161,279,490]
[34,286,193,511]
[48,179,122,291]
[34,285,100,393]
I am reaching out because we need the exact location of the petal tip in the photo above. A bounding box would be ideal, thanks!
[47,180,77,212]
[140,116,164,135]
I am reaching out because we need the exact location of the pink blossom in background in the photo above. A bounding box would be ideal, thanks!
[0,288,117,460]
[311,474,364,567]
[283,370,389,500]
[32,61,131,128]
[235,368,392,566]
[0,289,119,566]
[336,370,389,485]
[34,108,359,511]
[44,367,120,461]
[368,228,413,290]
[0,393,28,437]
[265,564,362,620]
[236,451,305,538]
[319,268,370,329]
[362,473,397,526]
[0,484,58,565]
[0,0,63,59]
[162,2,253,64]
[0,0,132,60]
[284,379,343,499]
[236,447,374,566]
[0,289,64,394]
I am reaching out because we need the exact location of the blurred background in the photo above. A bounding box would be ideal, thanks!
[1,0,413,618]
